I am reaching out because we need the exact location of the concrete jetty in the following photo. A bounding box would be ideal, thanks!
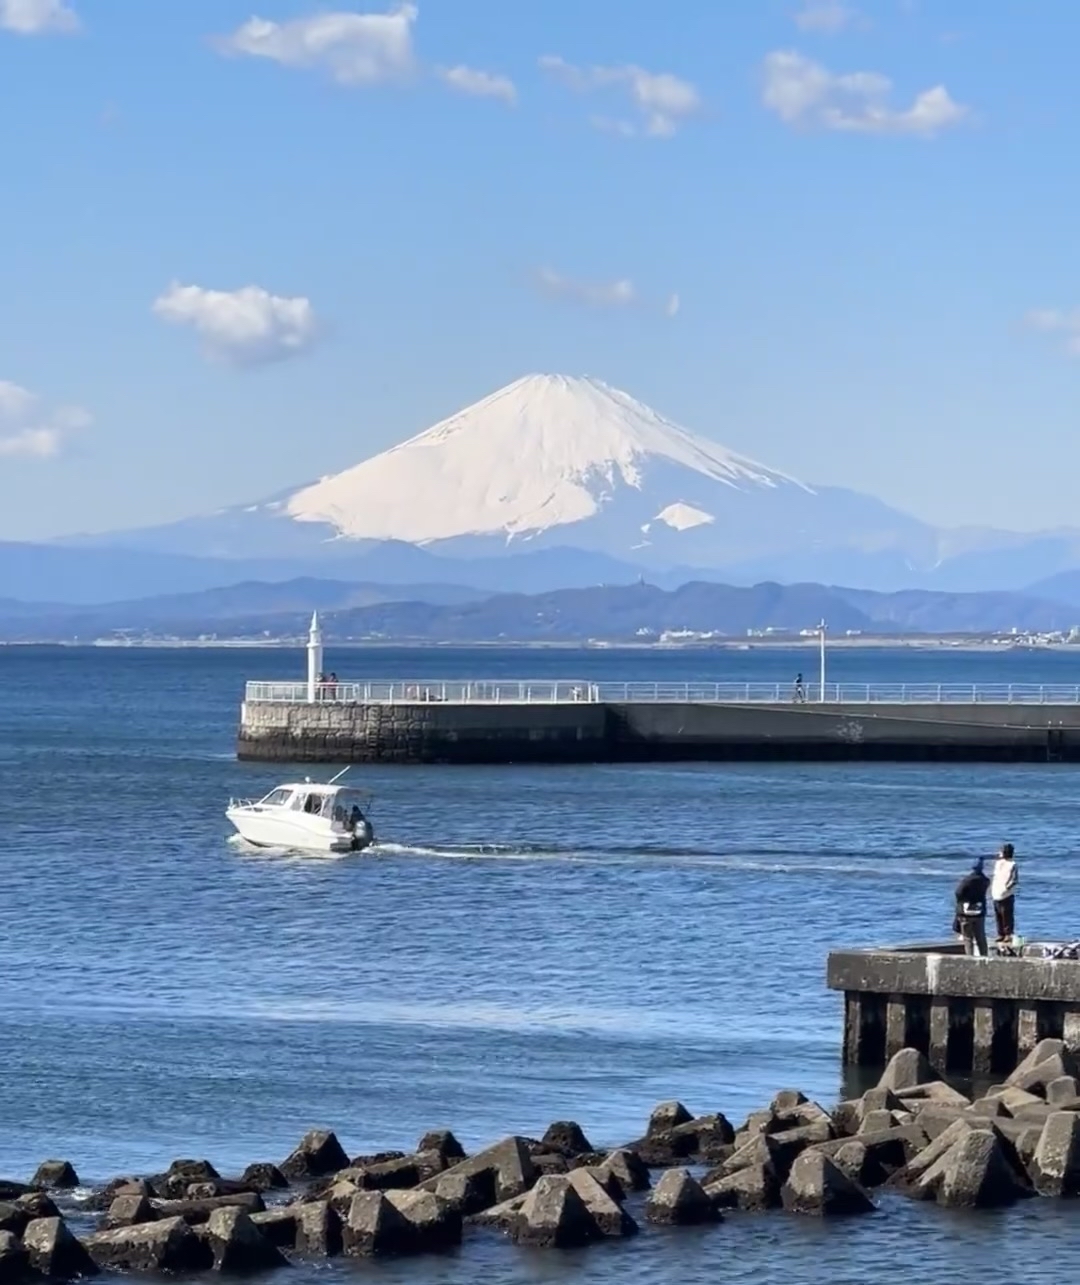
[237,677,1080,764]
[828,942,1080,1076]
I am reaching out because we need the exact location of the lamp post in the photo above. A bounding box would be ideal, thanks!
[306,611,323,704]
[819,619,827,702]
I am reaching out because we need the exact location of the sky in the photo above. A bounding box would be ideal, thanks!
[0,0,1078,539]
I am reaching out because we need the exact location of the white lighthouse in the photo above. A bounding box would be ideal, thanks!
[306,610,323,704]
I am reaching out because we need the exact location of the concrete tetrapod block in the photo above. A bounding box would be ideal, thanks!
[343,1192,414,1257]
[566,1171,637,1237]
[889,1120,978,1194]
[510,1175,600,1249]
[704,1162,780,1212]
[540,1122,594,1159]
[817,1124,929,1178]
[829,1141,887,1190]
[384,1191,462,1253]
[0,1206,27,1239]
[16,1194,58,1222]
[432,1171,490,1216]
[22,1217,99,1279]
[770,1090,809,1114]
[1031,1111,1080,1196]
[647,1102,694,1136]
[1008,1038,1074,1089]
[294,1201,343,1256]
[419,1136,537,1209]
[248,1209,297,1249]
[913,1130,1032,1208]
[1012,1055,1080,1099]
[202,1207,288,1273]
[152,1192,265,1224]
[102,1193,158,1229]
[0,1231,28,1285]
[599,1149,651,1193]
[643,1169,719,1227]
[417,1131,467,1163]
[30,1162,79,1192]
[877,1048,941,1093]
[84,1216,209,1273]
[1046,1076,1080,1107]
[280,1130,350,1180]
[239,1164,288,1193]
[781,1151,875,1216]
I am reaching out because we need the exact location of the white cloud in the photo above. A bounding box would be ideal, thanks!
[794,1,860,32]
[665,292,681,318]
[0,0,79,35]
[535,267,636,309]
[0,381,90,458]
[153,282,321,367]
[539,54,701,137]
[437,64,516,105]
[762,50,968,135]
[1025,309,1080,357]
[216,4,417,86]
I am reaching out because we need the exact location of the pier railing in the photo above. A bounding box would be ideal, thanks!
[244,680,1080,706]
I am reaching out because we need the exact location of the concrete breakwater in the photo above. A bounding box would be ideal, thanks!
[8,1040,1080,1275]
[238,693,1080,764]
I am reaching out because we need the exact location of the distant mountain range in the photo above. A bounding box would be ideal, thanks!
[2,576,1078,643]
[14,372,1080,604]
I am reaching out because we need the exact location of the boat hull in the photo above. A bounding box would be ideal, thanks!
[226,808,373,853]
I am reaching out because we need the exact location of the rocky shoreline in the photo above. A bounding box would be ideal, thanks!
[3,1037,1080,1275]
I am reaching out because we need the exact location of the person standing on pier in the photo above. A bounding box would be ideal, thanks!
[954,858,990,957]
[991,842,1019,942]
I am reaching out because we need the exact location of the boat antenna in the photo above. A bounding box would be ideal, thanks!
[328,766,351,785]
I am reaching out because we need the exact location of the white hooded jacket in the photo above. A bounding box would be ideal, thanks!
[991,856,1018,902]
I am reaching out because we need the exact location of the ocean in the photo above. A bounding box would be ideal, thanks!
[3,642,1080,1283]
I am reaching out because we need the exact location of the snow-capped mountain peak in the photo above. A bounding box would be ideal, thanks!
[285,373,811,546]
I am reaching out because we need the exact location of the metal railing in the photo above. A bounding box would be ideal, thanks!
[244,680,1080,706]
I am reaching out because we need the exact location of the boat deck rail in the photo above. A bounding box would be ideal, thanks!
[243,680,1080,706]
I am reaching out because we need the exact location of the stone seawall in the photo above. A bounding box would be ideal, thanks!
[237,699,1080,764]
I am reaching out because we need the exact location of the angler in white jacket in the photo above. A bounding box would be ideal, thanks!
[991,843,1019,942]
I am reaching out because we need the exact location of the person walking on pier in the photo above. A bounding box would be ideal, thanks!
[991,842,1019,942]
[954,858,990,957]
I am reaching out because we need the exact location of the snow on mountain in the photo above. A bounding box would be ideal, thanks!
[284,373,810,545]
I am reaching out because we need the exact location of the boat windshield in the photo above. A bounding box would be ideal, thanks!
[259,787,293,807]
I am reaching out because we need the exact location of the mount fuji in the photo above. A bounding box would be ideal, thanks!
[52,374,1080,594]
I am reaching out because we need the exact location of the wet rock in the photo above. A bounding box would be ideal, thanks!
[878,1047,940,1093]
[22,1217,99,1279]
[914,1130,1031,1208]
[0,1230,28,1285]
[540,1122,594,1159]
[30,1163,79,1192]
[202,1206,287,1273]
[385,1190,462,1253]
[85,1216,207,1273]
[102,1194,157,1230]
[830,1140,886,1189]
[511,1176,599,1249]
[239,1164,287,1193]
[781,1151,875,1216]
[419,1136,537,1208]
[16,1194,58,1222]
[704,1162,781,1212]
[1007,1039,1075,1086]
[647,1102,694,1136]
[417,1131,466,1163]
[281,1130,349,1181]
[643,1169,718,1226]
[1031,1111,1080,1195]
[0,1206,27,1239]
[567,1170,636,1237]
[599,1149,650,1193]
[152,1192,265,1224]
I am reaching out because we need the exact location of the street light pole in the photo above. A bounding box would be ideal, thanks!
[819,619,827,702]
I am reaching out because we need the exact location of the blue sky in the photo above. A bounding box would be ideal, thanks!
[0,0,1077,539]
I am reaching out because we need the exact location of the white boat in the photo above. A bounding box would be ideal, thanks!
[226,769,375,853]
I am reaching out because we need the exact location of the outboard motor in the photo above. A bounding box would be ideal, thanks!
[352,817,375,851]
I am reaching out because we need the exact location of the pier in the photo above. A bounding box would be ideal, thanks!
[237,677,1080,764]
[828,942,1080,1076]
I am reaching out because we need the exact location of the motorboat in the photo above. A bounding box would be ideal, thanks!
[226,768,375,853]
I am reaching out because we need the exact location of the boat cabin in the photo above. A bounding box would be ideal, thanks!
[257,783,370,831]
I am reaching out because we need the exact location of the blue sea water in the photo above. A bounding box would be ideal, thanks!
[3,643,1080,1283]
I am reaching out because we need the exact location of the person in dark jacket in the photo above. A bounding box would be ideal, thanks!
[954,858,990,957]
